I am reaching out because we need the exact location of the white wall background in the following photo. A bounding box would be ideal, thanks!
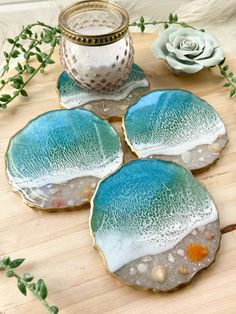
[0,0,236,65]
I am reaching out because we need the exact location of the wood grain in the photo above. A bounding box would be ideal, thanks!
[1,33,236,314]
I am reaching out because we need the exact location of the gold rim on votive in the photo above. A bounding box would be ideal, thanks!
[58,0,130,46]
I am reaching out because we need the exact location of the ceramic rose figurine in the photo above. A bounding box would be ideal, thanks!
[151,26,225,75]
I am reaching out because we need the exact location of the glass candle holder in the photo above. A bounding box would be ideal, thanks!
[59,0,134,93]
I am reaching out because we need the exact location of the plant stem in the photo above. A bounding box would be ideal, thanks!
[218,64,236,89]
[0,261,56,314]
[2,48,54,106]
[1,21,59,77]
[129,20,196,30]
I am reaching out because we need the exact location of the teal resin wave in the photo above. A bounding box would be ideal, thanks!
[124,89,226,156]
[57,64,148,108]
[6,109,123,189]
[91,159,218,272]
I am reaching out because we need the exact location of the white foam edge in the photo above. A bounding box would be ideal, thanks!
[7,152,123,189]
[62,78,149,108]
[94,201,218,272]
[132,123,226,157]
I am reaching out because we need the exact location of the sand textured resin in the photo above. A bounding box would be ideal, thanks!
[57,64,149,119]
[6,109,123,210]
[90,159,221,292]
[124,89,228,170]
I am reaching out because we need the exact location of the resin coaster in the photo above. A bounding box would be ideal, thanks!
[90,159,221,292]
[6,109,123,211]
[57,63,149,119]
[123,89,228,171]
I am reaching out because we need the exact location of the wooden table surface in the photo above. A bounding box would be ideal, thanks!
[1,33,236,314]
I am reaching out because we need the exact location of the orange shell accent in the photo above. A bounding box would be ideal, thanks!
[50,198,65,208]
[186,243,208,263]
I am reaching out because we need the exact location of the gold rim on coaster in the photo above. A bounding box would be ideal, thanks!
[58,0,129,46]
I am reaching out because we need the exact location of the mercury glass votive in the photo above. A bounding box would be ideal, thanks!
[59,0,134,93]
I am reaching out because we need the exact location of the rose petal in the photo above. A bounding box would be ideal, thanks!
[169,28,205,45]
[166,42,190,61]
[166,41,203,59]
[151,26,181,59]
[195,47,225,67]
[172,35,204,56]
[185,36,205,51]
[195,41,214,60]
[151,36,169,59]
[202,32,221,48]
[166,54,204,73]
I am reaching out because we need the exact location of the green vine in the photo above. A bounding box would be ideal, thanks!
[0,14,235,110]
[0,256,59,313]
[0,22,61,109]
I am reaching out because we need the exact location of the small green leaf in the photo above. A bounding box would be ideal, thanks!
[10,258,25,268]
[220,69,225,76]
[2,256,10,265]
[25,64,35,74]
[0,103,7,109]
[140,16,144,23]
[0,94,11,102]
[223,82,230,87]
[164,23,169,29]
[11,82,21,90]
[45,58,55,65]
[25,28,33,37]
[38,279,48,300]
[140,24,145,33]
[223,65,229,71]
[14,76,24,85]
[23,273,34,282]
[229,72,233,77]
[169,13,174,23]
[199,28,205,32]
[17,281,27,296]
[21,34,27,40]
[50,306,59,314]
[230,89,236,97]
[218,58,225,66]
[35,46,41,53]
[1,80,5,85]
[3,51,9,58]
[231,78,236,83]
[3,65,9,72]
[20,90,28,97]
[43,35,52,44]
[50,38,57,47]
[10,50,20,58]
[7,38,15,44]
[36,53,43,63]
[173,14,178,22]
[40,52,48,59]
[6,269,14,277]
[16,62,23,72]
